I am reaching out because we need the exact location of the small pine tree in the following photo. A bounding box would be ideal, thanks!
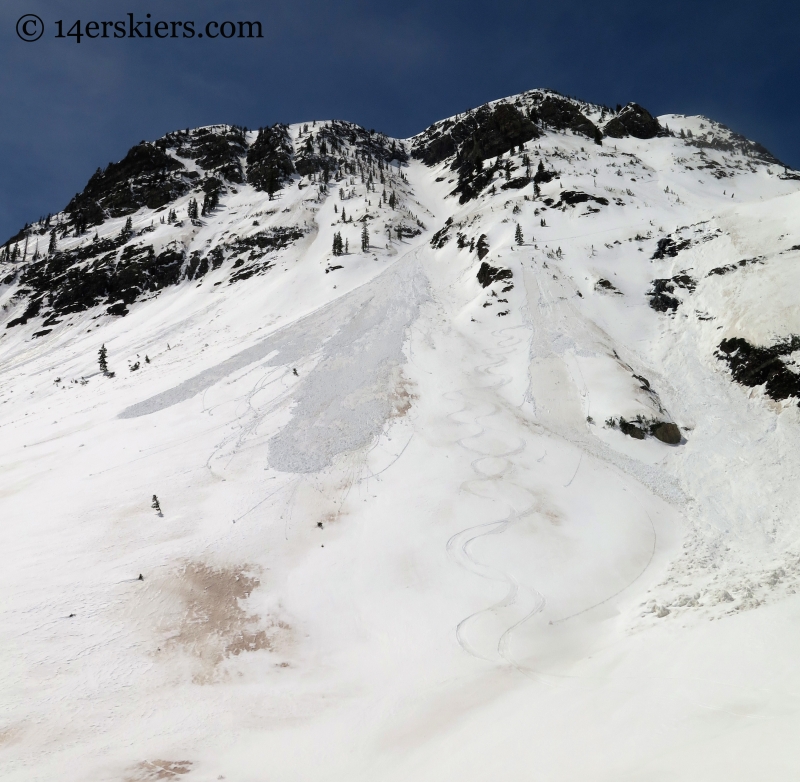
[515,224,523,245]
[361,222,369,252]
[98,344,111,375]
[48,229,57,255]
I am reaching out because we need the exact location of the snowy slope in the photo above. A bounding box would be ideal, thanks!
[2,90,800,781]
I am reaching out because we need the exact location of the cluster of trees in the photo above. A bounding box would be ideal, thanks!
[331,223,369,255]
[332,231,347,256]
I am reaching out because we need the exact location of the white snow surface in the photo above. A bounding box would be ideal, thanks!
[3,93,800,780]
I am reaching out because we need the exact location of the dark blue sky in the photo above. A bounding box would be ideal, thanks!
[1,0,798,240]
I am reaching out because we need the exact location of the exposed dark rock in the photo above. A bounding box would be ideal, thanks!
[652,237,691,260]
[557,190,609,207]
[619,419,646,439]
[165,125,247,183]
[5,240,187,327]
[477,262,512,288]
[430,219,453,249]
[501,176,531,190]
[296,122,406,178]
[225,227,306,261]
[648,274,695,312]
[707,257,763,276]
[6,298,42,328]
[106,302,129,317]
[412,103,539,170]
[533,166,557,184]
[595,278,622,294]
[716,336,800,403]
[246,124,295,194]
[65,142,189,224]
[603,103,660,140]
[651,422,681,444]
[536,96,598,138]
[609,415,682,444]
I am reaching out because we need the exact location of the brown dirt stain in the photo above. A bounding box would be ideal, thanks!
[390,367,416,419]
[158,563,291,682]
[125,760,193,781]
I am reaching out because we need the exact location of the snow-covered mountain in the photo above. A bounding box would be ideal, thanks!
[3,88,800,781]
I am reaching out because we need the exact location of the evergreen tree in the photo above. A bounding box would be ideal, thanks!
[361,222,369,252]
[515,224,523,245]
[98,344,109,374]
[47,230,57,255]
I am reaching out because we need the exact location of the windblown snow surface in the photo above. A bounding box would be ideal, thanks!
[3,91,800,781]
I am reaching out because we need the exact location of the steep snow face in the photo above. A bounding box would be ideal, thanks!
[2,91,800,781]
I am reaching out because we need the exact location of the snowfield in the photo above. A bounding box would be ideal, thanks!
[2,90,800,780]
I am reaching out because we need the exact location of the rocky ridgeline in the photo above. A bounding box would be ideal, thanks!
[0,121,408,329]
[1,87,798,409]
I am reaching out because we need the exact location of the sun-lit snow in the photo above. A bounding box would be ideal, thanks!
[2,91,800,781]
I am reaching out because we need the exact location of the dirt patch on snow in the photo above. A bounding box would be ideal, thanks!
[390,368,417,419]
[155,562,290,682]
[125,760,193,780]
[0,724,22,746]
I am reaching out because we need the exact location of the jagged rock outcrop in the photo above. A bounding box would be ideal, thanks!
[603,102,661,139]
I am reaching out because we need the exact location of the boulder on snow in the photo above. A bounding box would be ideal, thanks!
[603,103,661,140]
[651,422,681,444]
[477,262,512,288]
[619,420,645,439]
